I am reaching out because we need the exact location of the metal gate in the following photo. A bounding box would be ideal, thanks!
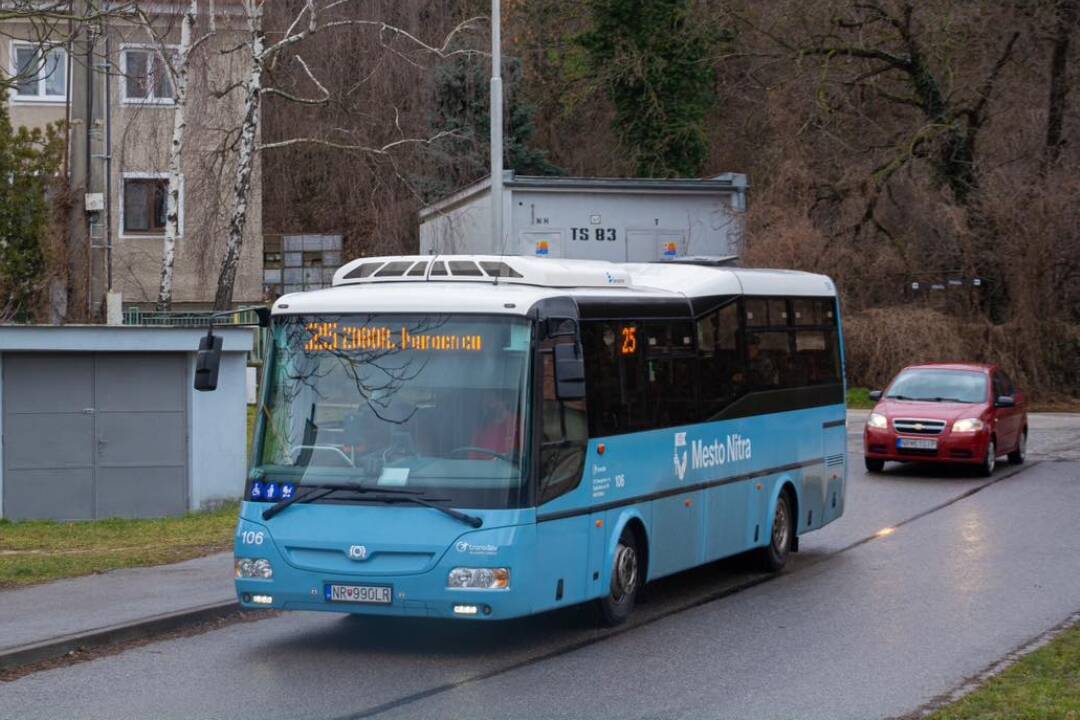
[2,353,188,520]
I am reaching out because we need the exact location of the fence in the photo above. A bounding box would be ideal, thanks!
[122,307,268,366]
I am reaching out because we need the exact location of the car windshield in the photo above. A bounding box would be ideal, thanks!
[886,369,988,404]
[253,314,532,508]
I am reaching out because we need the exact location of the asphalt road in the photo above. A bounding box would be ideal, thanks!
[2,413,1078,720]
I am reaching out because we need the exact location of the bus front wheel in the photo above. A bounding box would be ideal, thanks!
[598,529,640,627]
[757,492,794,572]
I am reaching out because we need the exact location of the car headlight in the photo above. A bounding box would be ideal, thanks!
[867,413,888,429]
[235,558,273,579]
[448,567,510,590]
[952,418,984,433]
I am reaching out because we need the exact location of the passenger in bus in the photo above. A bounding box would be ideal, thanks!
[470,392,520,458]
[746,334,780,387]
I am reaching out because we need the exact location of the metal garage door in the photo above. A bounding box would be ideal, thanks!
[3,353,188,520]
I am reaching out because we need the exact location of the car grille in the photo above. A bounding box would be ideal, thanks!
[893,418,946,435]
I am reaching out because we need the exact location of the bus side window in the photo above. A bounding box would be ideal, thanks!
[538,348,587,504]
[748,330,792,389]
[696,302,742,418]
[581,321,647,436]
[644,321,696,428]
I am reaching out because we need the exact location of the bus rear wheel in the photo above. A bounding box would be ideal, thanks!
[757,491,794,572]
[598,529,639,627]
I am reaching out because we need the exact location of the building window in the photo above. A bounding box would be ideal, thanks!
[122,175,182,236]
[12,44,67,101]
[121,47,174,104]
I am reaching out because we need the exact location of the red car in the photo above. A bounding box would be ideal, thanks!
[863,363,1027,476]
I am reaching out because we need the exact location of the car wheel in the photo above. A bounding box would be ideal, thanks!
[598,529,640,627]
[978,438,996,477]
[756,491,794,572]
[865,457,885,473]
[1008,430,1027,465]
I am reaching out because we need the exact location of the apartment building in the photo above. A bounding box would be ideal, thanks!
[4,5,263,318]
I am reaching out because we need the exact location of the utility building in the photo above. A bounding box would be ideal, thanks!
[419,171,748,262]
[0,326,252,521]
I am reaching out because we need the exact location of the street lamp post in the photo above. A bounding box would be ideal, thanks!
[490,0,504,252]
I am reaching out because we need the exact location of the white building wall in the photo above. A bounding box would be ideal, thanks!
[419,193,492,255]
[420,184,745,261]
[188,350,249,511]
[509,190,741,261]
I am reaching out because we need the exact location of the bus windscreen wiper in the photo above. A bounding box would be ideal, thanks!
[261,482,421,521]
[363,493,483,528]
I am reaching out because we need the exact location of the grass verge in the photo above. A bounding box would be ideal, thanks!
[846,387,876,409]
[0,502,238,590]
[928,623,1080,719]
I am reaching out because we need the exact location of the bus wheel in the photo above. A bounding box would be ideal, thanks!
[598,529,639,627]
[757,492,793,572]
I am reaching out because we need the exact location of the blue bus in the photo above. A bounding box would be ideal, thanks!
[207,255,847,625]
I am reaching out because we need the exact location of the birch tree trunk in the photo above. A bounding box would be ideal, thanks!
[156,0,197,311]
[213,1,263,311]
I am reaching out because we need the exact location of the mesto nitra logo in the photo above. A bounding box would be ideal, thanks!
[674,432,689,481]
[674,431,753,479]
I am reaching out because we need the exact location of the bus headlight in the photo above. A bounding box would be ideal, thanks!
[236,558,273,579]
[448,567,510,590]
[952,418,984,433]
[867,413,888,429]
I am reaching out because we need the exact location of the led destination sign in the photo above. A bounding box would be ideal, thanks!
[303,321,484,353]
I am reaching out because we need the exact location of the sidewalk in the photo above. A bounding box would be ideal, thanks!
[0,551,236,670]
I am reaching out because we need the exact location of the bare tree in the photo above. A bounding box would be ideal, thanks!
[1043,0,1077,172]
[211,0,482,310]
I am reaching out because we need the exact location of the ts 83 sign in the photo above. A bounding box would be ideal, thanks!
[571,227,617,242]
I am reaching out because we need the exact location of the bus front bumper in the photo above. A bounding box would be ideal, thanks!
[236,573,527,620]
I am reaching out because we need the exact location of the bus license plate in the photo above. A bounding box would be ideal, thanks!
[326,584,392,605]
[898,437,937,450]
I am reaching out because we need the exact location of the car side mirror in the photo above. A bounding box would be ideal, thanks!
[194,330,223,392]
[553,342,585,400]
[868,390,882,401]
[995,395,1015,408]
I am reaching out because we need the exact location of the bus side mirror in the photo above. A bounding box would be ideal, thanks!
[194,331,223,392]
[554,343,585,400]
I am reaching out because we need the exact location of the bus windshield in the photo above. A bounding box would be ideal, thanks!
[254,314,532,508]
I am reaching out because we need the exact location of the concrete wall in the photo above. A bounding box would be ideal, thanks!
[189,350,249,510]
[420,183,745,260]
[419,190,494,255]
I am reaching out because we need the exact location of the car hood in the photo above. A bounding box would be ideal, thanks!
[873,399,986,422]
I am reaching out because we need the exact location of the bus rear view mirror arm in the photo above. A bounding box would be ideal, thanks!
[554,342,586,400]
[194,327,223,392]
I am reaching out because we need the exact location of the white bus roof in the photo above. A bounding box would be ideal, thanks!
[272,255,836,317]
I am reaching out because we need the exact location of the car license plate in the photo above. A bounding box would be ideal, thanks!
[898,437,938,450]
[325,584,392,605]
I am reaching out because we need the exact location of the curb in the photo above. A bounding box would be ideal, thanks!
[0,599,240,672]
